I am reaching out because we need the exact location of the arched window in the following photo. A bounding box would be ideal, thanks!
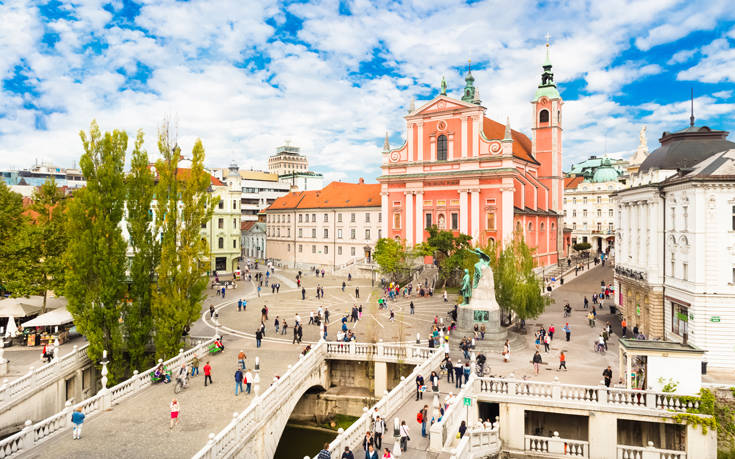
[437,135,447,161]
[516,221,521,233]
[218,237,224,249]
[539,109,550,124]
[540,222,545,232]
[528,222,533,232]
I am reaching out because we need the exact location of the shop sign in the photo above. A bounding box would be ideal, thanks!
[711,316,721,323]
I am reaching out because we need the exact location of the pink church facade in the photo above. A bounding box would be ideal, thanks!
[378,52,564,266]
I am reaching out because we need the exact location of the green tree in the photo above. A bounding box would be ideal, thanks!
[0,182,25,294]
[424,226,472,286]
[483,235,550,326]
[152,128,215,359]
[124,131,159,370]
[373,237,408,279]
[65,121,129,382]
[573,242,591,252]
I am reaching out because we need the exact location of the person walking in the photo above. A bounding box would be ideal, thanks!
[365,444,378,459]
[621,319,627,338]
[458,420,467,438]
[209,304,215,318]
[245,370,253,394]
[543,333,550,352]
[170,398,180,429]
[373,415,385,450]
[420,404,428,437]
[355,286,360,298]
[234,368,244,395]
[238,350,246,370]
[409,301,414,314]
[255,328,263,348]
[399,420,410,452]
[430,371,440,392]
[415,373,424,400]
[603,366,613,387]
[532,350,542,375]
[71,408,85,439]
[559,351,567,371]
[204,361,212,386]
[362,432,374,456]
[454,363,463,388]
[503,340,510,363]
[341,446,354,459]
[563,323,571,341]
[317,442,331,459]
[463,361,471,385]
[191,355,200,376]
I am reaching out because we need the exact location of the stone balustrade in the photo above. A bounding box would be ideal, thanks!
[449,423,501,459]
[617,443,687,459]
[525,433,589,457]
[428,374,476,452]
[0,343,91,411]
[324,341,435,363]
[0,338,215,459]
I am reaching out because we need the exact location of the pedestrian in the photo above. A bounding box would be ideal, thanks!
[242,299,247,311]
[409,301,414,314]
[532,350,542,375]
[209,304,215,318]
[342,281,346,292]
[584,296,589,308]
[443,356,454,383]
[341,447,354,459]
[244,369,252,394]
[454,363,463,388]
[621,319,627,337]
[71,407,85,439]
[603,366,613,387]
[170,398,180,429]
[274,316,280,334]
[221,286,225,298]
[355,286,360,298]
[204,361,212,386]
[255,328,263,348]
[503,340,510,363]
[191,355,200,376]
[235,368,244,395]
[415,373,424,400]
[548,325,555,340]
[559,351,567,371]
[238,350,246,370]
[302,287,306,300]
[430,370,439,392]
[363,432,374,455]
[382,447,393,459]
[443,289,448,302]
[458,420,467,438]
[317,442,331,459]
[564,323,571,341]
[543,333,550,352]
[373,416,385,449]
[365,444,378,459]
[420,404,428,437]
[399,420,410,452]
[463,361,471,384]
[237,299,242,312]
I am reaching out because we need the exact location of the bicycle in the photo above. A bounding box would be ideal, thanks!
[174,372,189,394]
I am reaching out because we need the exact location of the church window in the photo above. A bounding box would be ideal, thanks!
[351,247,356,256]
[277,228,280,237]
[731,205,735,230]
[583,197,588,205]
[516,221,521,233]
[393,213,401,229]
[539,109,550,124]
[312,228,316,238]
[540,223,545,232]
[557,110,561,125]
[378,213,382,223]
[338,246,342,255]
[528,222,533,232]
[583,210,587,217]
[338,213,342,223]
[572,197,576,204]
[597,222,602,232]
[486,212,496,230]
[312,213,316,222]
[572,210,576,217]
[573,223,576,230]
[451,213,458,230]
[287,244,290,252]
[425,213,432,228]
[299,245,303,254]
[233,218,237,229]
[597,196,601,204]
[218,237,224,249]
[437,135,448,161]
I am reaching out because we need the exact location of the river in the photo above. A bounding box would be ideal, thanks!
[274,424,337,458]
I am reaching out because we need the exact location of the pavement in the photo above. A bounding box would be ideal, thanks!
[1,335,88,382]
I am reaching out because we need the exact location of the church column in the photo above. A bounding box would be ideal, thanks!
[381,191,389,238]
[415,192,424,244]
[430,136,436,161]
[448,134,455,160]
[472,115,481,157]
[407,122,414,162]
[416,120,424,161]
[501,186,514,245]
[459,189,469,235]
[461,117,468,158]
[405,191,414,247]
[471,188,480,243]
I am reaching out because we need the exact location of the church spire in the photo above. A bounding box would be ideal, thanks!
[461,59,476,103]
[382,131,390,152]
[533,34,561,101]
[690,88,695,127]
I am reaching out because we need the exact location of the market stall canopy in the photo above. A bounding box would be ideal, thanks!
[0,298,41,317]
[22,306,74,328]
[18,295,67,310]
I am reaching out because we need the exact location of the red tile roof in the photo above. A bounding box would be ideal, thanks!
[483,117,538,164]
[564,176,584,190]
[241,221,256,231]
[267,181,380,211]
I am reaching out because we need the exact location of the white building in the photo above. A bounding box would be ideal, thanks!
[267,144,309,176]
[265,179,381,271]
[212,168,291,222]
[278,171,324,191]
[241,221,266,260]
[614,122,735,369]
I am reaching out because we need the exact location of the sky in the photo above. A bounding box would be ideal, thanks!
[1,0,734,184]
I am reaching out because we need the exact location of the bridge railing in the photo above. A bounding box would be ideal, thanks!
[429,373,476,451]
[449,422,501,459]
[0,343,91,411]
[324,341,435,363]
[0,338,215,459]
[317,345,444,458]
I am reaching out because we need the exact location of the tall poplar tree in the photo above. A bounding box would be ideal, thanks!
[65,121,129,381]
[152,127,215,359]
[0,182,24,294]
[124,131,159,370]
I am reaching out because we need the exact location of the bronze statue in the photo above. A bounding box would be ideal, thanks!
[471,248,492,288]
[459,268,472,301]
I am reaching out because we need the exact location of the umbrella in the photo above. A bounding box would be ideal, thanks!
[0,298,41,317]
[5,316,17,338]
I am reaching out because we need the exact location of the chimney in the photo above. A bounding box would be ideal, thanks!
[359,177,364,184]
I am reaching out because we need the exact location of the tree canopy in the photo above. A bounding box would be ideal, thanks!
[423,226,472,286]
[373,237,408,278]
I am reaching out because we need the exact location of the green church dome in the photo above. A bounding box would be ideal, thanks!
[591,164,620,183]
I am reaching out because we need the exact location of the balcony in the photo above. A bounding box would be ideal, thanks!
[525,433,589,457]
[617,443,686,459]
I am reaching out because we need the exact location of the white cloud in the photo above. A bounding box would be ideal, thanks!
[677,36,735,83]
[668,48,697,65]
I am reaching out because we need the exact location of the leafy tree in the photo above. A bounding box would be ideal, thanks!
[65,121,129,382]
[424,226,472,286]
[373,237,408,278]
[124,131,159,370]
[573,242,591,252]
[481,234,550,326]
[152,128,215,359]
[0,182,25,294]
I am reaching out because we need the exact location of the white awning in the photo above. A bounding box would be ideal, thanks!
[19,295,67,310]
[22,306,74,327]
[0,298,41,317]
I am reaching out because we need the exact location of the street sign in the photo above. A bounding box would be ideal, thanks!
[463,397,472,407]
[711,316,721,323]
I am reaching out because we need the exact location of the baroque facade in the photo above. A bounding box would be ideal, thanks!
[378,46,563,266]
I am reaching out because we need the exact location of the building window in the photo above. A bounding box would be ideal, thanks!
[338,229,343,239]
[597,196,601,204]
[528,222,533,232]
[218,237,224,249]
[671,259,675,277]
[324,245,328,254]
[287,244,290,252]
[572,210,577,217]
[233,200,237,209]
[425,213,432,228]
[486,212,496,231]
[597,222,602,232]
[351,247,356,256]
[298,244,302,253]
[378,229,382,239]
[288,228,291,237]
[583,209,587,217]
[288,215,291,223]
[583,197,588,205]
[609,209,613,217]
[597,209,602,217]
[324,228,329,238]
[682,207,687,229]
[682,263,688,280]
[351,213,356,223]
[218,218,224,229]
[350,229,356,240]
[338,213,342,223]
[573,222,576,230]
[201,222,206,229]
[233,218,237,228]
[608,223,613,232]
[540,222,545,232]
[309,213,313,222]
[312,228,316,238]
[393,213,401,229]
[451,213,458,230]
[298,228,303,238]
[218,200,224,209]
[324,213,329,222]
[312,245,316,253]
[378,213,382,223]
[365,213,370,223]
[365,229,371,240]
[437,134,447,161]
[233,239,237,249]
[572,197,576,204]
[277,228,280,237]
[299,214,303,223]
[672,303,688,336]
[539,109,549,124]
[583,222,587,230]
[338,246,342,255]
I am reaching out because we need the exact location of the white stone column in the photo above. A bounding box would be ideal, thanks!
[415,192,424,244]
[501,186,514,245]
[430,137,436,162]
[471,189,480,243]
[407,122,414,162]
[381,192,389,238]
[461,117,468,158]
[472,115,481,157]
[459,189,469,235]
[448,134,455,160]
[405,191,414,247]
[417,120,424,162]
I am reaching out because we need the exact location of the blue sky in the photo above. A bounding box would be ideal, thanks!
[1,0,734,183]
